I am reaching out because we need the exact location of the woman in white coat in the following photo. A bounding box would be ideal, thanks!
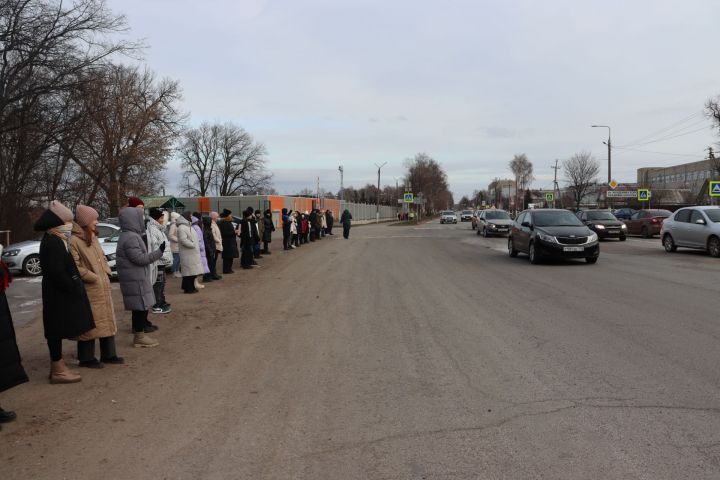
[176,212,204,294]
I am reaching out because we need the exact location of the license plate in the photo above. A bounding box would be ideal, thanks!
[563,246,584,252]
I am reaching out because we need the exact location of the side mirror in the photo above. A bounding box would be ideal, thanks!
[696,218,707,225]
[521,221,531,228]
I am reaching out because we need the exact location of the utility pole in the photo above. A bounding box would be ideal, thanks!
[338,166,344,200]
[591,125,611,184]
[375,162,387,223]
[551,159,561,208]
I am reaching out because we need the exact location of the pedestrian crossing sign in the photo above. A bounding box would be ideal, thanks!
[545,192,554,202]
[403,192,414,203]
[710,181,720,197]
[637,189,650,201]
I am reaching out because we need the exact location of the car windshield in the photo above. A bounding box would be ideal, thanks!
[532,211,583,227]
[462,210,472,215]
[648,210,672,217]
[704,209,720,222]
[485,211,510,220]
[442,211,454,215]
[586,211,617,221]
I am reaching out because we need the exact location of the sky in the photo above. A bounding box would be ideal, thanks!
[107,0,720,199]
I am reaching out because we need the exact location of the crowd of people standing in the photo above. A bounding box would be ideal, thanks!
[0,198,354,429]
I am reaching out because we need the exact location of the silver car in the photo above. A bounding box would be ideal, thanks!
[440,211,458,224]
[660,206,720,257]
[2,222,119,276]
[477,209,513,237]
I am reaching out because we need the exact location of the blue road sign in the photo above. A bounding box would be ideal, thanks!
[710,181,720,197]
[637,189,650,201]
[403,193,414,203]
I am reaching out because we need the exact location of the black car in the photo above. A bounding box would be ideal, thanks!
[508,209,600,264]
[576,210,627,241]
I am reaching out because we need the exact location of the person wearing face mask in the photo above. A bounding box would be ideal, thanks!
[34,201,95,384]
[0,243,29,428]
[69,205,122,368]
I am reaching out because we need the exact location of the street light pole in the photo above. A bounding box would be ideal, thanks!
[375,162,387,223]
[591,125,611,184]
[338,165,344,200]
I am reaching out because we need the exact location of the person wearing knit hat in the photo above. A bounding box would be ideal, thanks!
[34,201,95,384]
[168,212,182,277]
[127,197,144,209]
[69,205,122,369]
[146,208,173,314]
[218,210,238,274]
[209,212,223,280]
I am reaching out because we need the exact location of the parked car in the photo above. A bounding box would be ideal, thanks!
[2,240,41,276]
[623,209,673,238]
[440,210,458,224]
[613,208,636,220]
[576,210,627,241]
[477,209,513,237]
[460,210,474,222]
[508,209,599,264]
[2,223,119,276]
[101,232,119,278]
[660,206,720,257]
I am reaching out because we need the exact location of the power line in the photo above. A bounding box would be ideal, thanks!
[625,125,711,147]
[613,146,705,158]
[619,111,702,147]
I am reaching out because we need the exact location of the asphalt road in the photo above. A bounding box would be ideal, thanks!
[3,221,720,479]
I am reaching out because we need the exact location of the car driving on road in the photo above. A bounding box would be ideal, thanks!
[440,210,458,224]
[508,209,599,264]
[623,209,672,238]
[477,209,513,237]
[577,209,627,241]
[460,210,474,222]
[660,206,720,257]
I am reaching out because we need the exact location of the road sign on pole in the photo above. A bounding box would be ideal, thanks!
[637,189,650,201]
[403,192,414,203]
[545,192,554,202]
[609,179,618,189]
[710,181,720,197]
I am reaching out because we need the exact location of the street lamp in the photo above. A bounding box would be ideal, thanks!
[338,165,344,200]
[591,124,611,184]
[374,162,387,223]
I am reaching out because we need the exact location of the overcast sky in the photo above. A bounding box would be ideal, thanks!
[108,0,720,199]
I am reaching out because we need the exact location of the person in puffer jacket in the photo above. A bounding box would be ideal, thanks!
[147,208,173,314]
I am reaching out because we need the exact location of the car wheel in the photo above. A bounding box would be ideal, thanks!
[663,234,677,253]
[528,242,541,264]
[641,226,651,239]
[508,236,518,257]
[708,236,720,258]
[586,257,598,264]
[23,254,42,276]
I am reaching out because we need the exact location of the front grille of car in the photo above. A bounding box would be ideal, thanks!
[556,236,588,245]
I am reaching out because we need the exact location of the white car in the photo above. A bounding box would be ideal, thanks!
[440,210,458,224]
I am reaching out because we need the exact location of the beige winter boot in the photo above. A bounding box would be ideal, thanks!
[194,276,205,289]
[49,359,82,384]
[133,332,159,348]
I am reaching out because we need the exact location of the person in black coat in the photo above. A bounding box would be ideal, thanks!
[281,208,291,250]
[326,209,335,235]
[341,209,353,239]
[239,208,255,269]
[34,201,95,384]
[0,244,28,428]
[308,210,317,242]
[202,216,217,282]
[262,209,275,254]
[218,209,238,274]
[250,209,261,261]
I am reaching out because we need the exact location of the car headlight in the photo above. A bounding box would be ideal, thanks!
[621,224,627,229]
[106,253,116,261]
[537,232,557,243]
[588,233,598,243]
[489,223,497,229]
[2,249,20,257]
[595,224,605,230]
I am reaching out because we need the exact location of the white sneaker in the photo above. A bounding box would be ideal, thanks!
[172,272,181,278]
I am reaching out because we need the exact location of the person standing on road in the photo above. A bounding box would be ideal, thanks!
[0,243,29,426]
[70,205,123,368]
[301,212,310,244]
[177,212,203,292]
[254,210,264,259]
[281,208,291,250]
[202,216,218,283]
[210,212,223,279]
[326,209,334,235]
[321,209,328,237]
[35,201,95,383]
[262,209,275,254]
[315,209,324,240]
[168,212,181,278]
[341,209,353,239]
[147,208,173,314]
[218,209,238,274]
[308,209,317,242]
[290,210,298,248]
[116,207,164,348]
[191,214,209,289]
[240,208,255,269]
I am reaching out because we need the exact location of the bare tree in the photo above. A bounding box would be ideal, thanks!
[404,153,454,214]
[179,123,222,196]
[563,151,600,211]
[60,65,184,215]
[214,124,272,196]
[509,153,534,210]
[0,0,137,238]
